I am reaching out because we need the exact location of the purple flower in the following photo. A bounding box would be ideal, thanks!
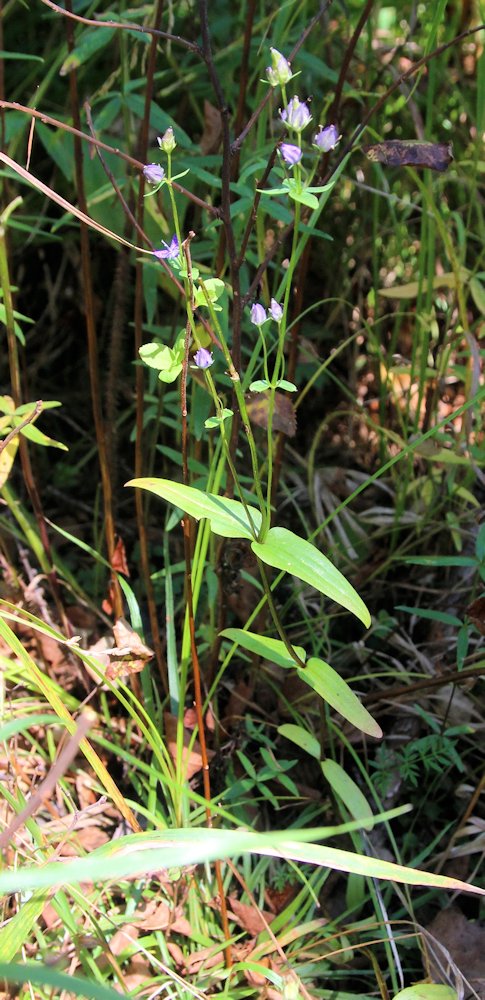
[313,124,340,152]
[280,142,302,166]
[143,163,165,185]
[269,298,283,322]
[250,303,267,326]
[266,48,292,88]
[154,235,179,261]
[280,96,312,132]
[193,347,214,369]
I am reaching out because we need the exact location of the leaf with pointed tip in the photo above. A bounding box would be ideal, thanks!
[299,658,382,738]
[127,478,261,540]
[251,526,370,626]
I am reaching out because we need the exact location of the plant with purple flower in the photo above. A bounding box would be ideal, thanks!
[268,299,283,322]
[280,96,312,132]
[250,303,268,326]
[154,235,180,261]
[313,124,341,152]
[193,347,214,369]
[279,143,302,167]
[143,163,165,185]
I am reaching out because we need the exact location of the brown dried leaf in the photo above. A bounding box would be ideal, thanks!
[246,390,296,437]
[200,100,222,154]
[164,712,214,780]
[111,536,130,576]
[105,618,154,680]
[466,596,485,635]
[109,924,139,956]
[226,895,274,935]
[363,140,453,172]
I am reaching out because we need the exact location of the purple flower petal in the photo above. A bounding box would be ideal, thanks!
[313,124,340,152]
[269,298,283,322]
[154,235,180,260]
[143,163,165,185]
[280,142,302,166]
[250,303,267,326]
[193,347,214,369]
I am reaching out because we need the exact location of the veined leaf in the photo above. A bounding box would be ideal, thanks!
[127,478,261,539]
[220,627,306,669]
[298,658,382,738]
[251,526,370,626]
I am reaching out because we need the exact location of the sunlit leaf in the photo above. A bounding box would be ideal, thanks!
[251,526,370,626]
[127,478,261,539]
[0,827,482,896]
[298,658,382,738]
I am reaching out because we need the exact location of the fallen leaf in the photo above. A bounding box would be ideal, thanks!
[109,923,139,956]
[246,390,296,437]
[105,618,154,679]
[363,140,453,172]
[226,895,274,935]
[164,712,214,780]
[200,99,222,154]
[111,536,130,576]
[466,596,485,635]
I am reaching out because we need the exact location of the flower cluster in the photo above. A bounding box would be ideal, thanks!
[250,299,283,326]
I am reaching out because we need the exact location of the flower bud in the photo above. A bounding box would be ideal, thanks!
[280,142,302,166]
[158,127,176,153]
[269,298,283,322]
[143,163,165,185]
[193,347,214,369]
[266,48,292,88]
[250,303,267,326]
[313,124,340,152]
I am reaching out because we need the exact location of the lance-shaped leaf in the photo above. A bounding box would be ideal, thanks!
[127,478,261,540]
[298,658,382,738]
[251,526,370,626]
[220,627,306,669]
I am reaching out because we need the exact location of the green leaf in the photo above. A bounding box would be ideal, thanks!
[0,713,62,742]
[278,724,320,759]
[321,759,374,829]
[251,526,370,626]
[0,827,481,896]
[127,478,262,540]
[204,408,233,428]
[220,627,306,669]
[392,987,457,1000]
[0,963,126,1000]
[0,892,49,962]
[288,187,319,209]
[60,27,116,75]
[396,606,462,627]
[249,380,271,392]
[20,424,68,450]
[298,658,382,738]
[276,379,297,391]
